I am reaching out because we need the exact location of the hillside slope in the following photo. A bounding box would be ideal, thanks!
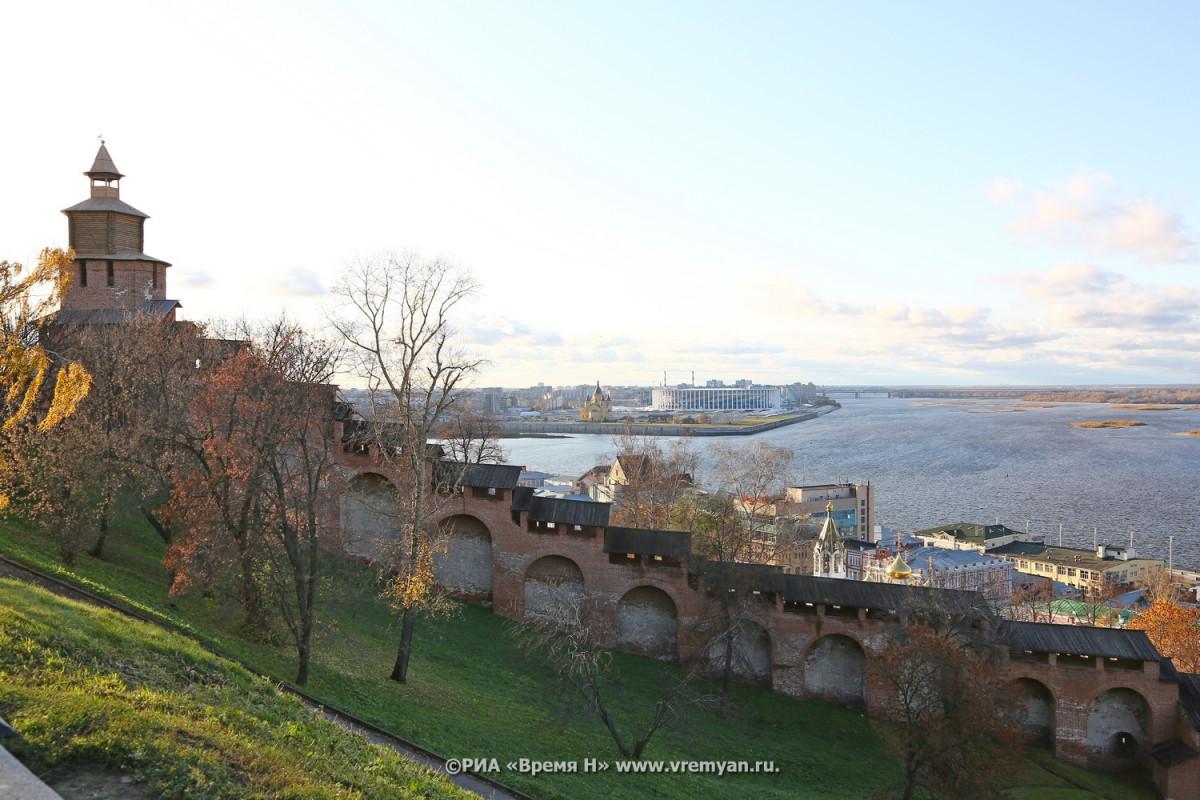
[0,579,471,800]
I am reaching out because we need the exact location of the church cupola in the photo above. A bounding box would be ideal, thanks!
[813,501,847,579]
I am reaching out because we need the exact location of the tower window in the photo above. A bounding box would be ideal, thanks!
[152,265,158,289]
[106,260,114,287]
[79,262,88,287]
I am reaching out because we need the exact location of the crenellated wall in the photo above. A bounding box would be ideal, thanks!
[332,450,1200,799]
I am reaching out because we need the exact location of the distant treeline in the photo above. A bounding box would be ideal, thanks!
[1021,389,1200,404]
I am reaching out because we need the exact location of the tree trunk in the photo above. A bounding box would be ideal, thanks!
[238,544,269,637]
[720,603,735,701]
[390,605,417,683]
[88,490,114,558]
[296,632,312,686]
[139,506,173,545]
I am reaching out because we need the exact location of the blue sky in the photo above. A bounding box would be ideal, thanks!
[4,1,1200,387]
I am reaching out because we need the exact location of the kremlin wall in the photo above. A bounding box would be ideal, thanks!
[51,144,1200,800]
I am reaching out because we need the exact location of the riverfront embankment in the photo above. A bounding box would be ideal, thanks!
[498,404,837,438]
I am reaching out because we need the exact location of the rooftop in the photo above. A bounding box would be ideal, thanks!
[604,527,691,560]
[913,521,1028,543]
[990,542,1161,572]
[998,619,1164,662]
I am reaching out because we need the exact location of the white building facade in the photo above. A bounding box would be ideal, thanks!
[650,386,784,411]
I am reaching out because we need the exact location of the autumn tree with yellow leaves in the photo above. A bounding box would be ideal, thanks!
[0,248,91,526]
[1129,600,1200,673]
[0,248,90,436]
[329,252,482,684]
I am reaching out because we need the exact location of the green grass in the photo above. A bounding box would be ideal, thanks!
[0,579,471,799]
[1011,750,1161,800]
[0,509,1163,800]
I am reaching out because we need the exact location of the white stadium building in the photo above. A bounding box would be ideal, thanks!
[650,386,784,411]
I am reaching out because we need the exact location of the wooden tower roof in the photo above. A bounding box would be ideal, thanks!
[85,142,124,182]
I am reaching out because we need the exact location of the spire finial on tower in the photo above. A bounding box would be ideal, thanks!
[86,140,124,183]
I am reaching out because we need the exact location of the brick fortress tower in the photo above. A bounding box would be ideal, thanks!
[57,142,180,323]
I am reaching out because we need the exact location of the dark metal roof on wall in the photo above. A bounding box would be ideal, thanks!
[1179,673,1200,731]
[997,620,1163,662]
[783,575,983,615]
[1151,738,1199,766]
[689,565,985,615]
[695,561,788,591]
[432,460,520,489]
[511,486,534,512]
[526,496,611,527]
[50,300,181,326]
[341,419,369,443]
[604,527,691,559]
[457,463,522,490]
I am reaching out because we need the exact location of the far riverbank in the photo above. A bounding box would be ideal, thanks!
[501,397,1200,569]
[497,404,837,438]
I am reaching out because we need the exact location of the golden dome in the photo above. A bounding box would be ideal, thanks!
[886,553,913,581]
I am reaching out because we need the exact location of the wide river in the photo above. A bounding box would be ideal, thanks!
[500,396,1200,568]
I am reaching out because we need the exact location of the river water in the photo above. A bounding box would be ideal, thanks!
[500,397,1200,568]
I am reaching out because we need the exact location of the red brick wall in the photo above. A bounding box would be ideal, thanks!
[333,463,1198,796]
[61,259,166,311]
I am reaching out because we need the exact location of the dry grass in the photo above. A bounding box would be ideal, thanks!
[1113,404,1181,411]
[1070,420,1146,429]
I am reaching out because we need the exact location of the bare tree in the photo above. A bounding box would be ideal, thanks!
[438,407,506,464]
[254,322,343,686]
[1137,564,1181,605]
[707,440,794,565]
[512,586,712,759]
[680,441,793,703]
[871,619,1020,800]
[605,430,697,529]
[1002,578,1054,623]
[329,253,482,684]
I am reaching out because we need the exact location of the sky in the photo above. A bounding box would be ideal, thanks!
[4,1,1200,388]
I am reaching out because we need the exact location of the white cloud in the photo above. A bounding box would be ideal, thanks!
[177,269,216,288]
[1006,171,1195,264]
[464,316,564,346]
[265,266,325,297]
[986,176,1024,204]
[1008,263,1119,298]
[1010,263,1200,331]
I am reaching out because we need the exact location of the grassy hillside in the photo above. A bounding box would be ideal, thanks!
[0,508,1162,800]
[0,579,470,799]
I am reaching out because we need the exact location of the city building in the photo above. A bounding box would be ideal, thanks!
[861,544,1013,601]
[579,382,614,421]
[913,521,1041,551]
[651,385,783,411]
[990,541,1164,594]
[773,483,875,542]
